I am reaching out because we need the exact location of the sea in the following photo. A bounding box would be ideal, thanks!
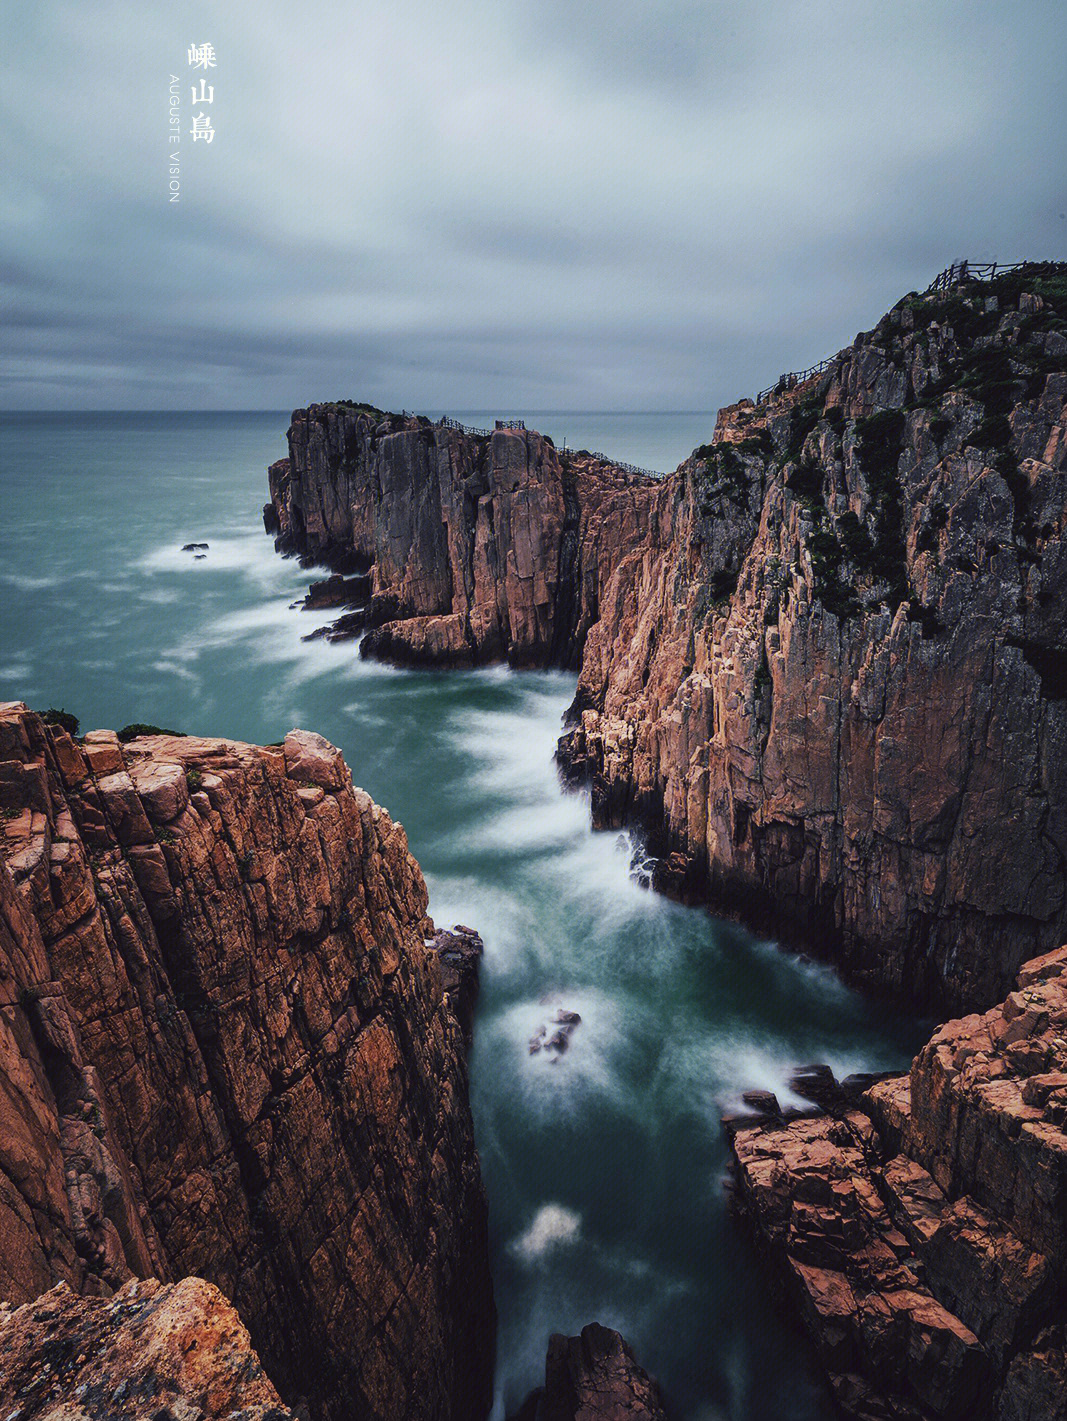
[0,410,926,1419]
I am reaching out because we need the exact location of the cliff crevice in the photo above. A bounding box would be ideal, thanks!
[0,704,494,1420]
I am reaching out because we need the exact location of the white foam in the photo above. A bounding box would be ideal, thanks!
[510,1203,581,1261]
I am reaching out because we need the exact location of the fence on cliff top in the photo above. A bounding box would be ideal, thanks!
[754,259,1045,405]
[400,411,666,479]
[924,260,1030,293]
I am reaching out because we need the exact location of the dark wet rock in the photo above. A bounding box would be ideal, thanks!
[301,572,371,610]
[301,609,368,643]
[181,542,209,551]
[741,1089,782,1117]
[556,1009,582,1026]
[425,923,485,1045]
[536,1323,667,1419]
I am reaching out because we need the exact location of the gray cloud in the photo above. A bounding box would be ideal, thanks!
[2,0,1066,411]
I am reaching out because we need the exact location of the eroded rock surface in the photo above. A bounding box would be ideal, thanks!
[266,270,1067,1012]
[730,946,1067,1420]
[0,702,494,1420]
[0,1277,299,1420]
[266,408,658,668]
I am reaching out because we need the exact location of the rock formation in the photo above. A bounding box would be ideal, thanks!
[266,407,658,667]
[729,944,1067,1421]
[0,703,494,1420]
[0,1277,299,1420]
[510,1323,666,1421]
[266,266,1067,1012]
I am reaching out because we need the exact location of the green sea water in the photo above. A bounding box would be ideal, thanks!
[0,411,927,1419]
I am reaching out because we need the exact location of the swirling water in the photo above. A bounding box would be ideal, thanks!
[0,412,926,1419]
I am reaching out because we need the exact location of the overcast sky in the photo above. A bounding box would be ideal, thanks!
[2,0,1065,411]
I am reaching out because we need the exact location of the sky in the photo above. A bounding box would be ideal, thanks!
[2,0,1066,412]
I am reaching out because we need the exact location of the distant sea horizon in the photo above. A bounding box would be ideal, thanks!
[0,408,723,474]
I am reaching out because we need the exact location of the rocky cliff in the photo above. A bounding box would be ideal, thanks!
[510,1323,667,1420]
[0,703,494,1419]
[0,1277,300,1420]
[265,268,1067,1013]
[561,264,1067,1013]
[266,407,658,667]
[729,944,1067,1421]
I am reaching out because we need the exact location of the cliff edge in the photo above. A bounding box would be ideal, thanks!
[0,703,494,1420]
[730,944,1067,1421]
[266,266,1067,1012]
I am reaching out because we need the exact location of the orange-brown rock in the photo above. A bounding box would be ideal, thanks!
[730,946,1067,1420]
[0,702,494,1420]
[0,1276,299,1419]
[560,275,1067,1013]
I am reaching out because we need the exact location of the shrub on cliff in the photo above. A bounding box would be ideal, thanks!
[38,707,79,737]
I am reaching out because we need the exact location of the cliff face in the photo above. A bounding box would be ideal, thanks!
[0,703,494,1420]
[561,268,1067,1012]
[730,944,1067,1421]
[266,407,658,668]
[265,271,1067,1014]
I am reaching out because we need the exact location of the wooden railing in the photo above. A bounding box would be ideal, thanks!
[754,259,1054,405]
[925,260,1029,293]
[756,355,842,406]
[401,411,667,479]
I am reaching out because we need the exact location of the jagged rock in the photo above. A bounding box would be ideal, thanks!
[264,274,1067,1013]
[300,572,371,609]
[0,1277,300,1419]
[0,702,494,1421]
[265,409,658,670]
[510,1323,666,1420]
[425,923,485,1044]
[729,946,1067,1420]
[181,542,209,551]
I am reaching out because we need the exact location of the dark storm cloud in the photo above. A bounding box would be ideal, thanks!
[2,0,1066,414]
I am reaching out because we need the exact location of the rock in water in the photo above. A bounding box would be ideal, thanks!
[523,1323,666,1419]
[0,701,494,1421]
[0,1278,300,1420]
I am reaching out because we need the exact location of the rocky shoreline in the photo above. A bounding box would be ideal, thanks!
[727,945,1067,1421]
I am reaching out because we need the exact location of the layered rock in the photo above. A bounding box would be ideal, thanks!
[730,945,1067,1420]
[0,703,494,1420]
[0,1277,299,1420]
[266,407,658,668]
